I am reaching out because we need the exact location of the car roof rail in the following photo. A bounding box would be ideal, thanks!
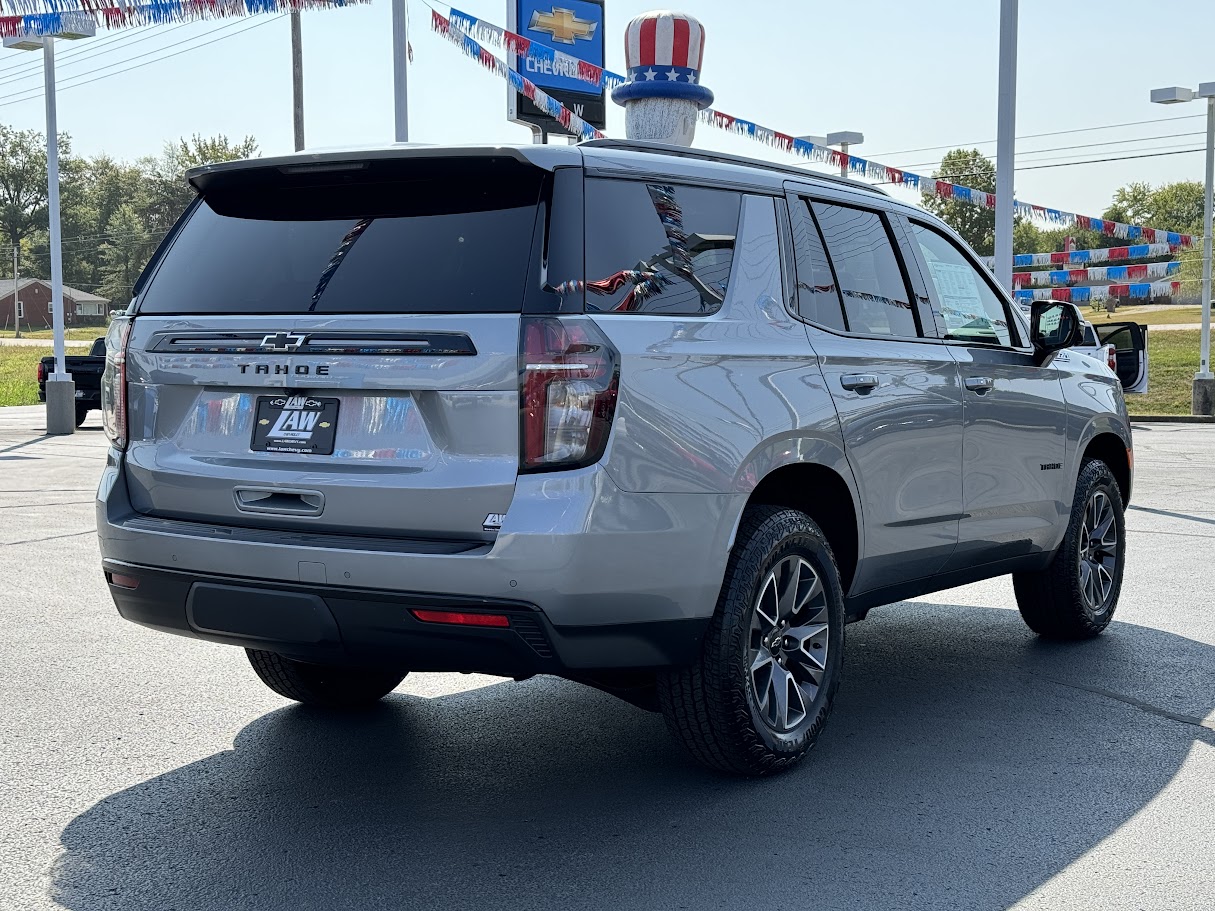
[578,138,889,196]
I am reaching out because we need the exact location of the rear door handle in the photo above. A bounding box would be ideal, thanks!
[964,376,995,393]
[234,487,325,517]
[840,373,880,392]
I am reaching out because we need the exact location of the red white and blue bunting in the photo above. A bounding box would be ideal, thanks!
[988,243,1181,270]
[431,10,604,141]
[1013,260,1180,289]
[1014,280,1181,305]
[440,6,1195,248]
[0,0,363,38]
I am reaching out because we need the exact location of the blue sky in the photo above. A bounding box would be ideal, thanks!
[1,0,1213,222]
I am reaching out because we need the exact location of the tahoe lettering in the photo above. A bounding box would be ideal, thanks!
[239,364,330,376]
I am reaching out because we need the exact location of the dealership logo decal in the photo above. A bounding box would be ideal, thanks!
[529,7,596,44]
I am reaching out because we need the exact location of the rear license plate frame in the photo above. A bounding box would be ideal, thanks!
[250,395,340,455]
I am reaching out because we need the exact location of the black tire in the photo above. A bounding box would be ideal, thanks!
[1013,459,1126,639]
[657,506,845,776]
[246,649,406,709]
[75,406,89,427]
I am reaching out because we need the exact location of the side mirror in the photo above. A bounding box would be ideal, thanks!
[1030,301,1083,364]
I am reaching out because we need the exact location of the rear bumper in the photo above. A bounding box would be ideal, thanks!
[103,559,709,675]
[96,454,741,671]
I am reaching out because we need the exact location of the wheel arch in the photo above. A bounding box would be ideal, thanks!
[738,460,863,598]
[1077,420,1133,505]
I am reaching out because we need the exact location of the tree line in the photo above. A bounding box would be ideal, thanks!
[923,148,1204,293]
[0,126,257,307]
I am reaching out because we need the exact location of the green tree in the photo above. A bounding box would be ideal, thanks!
[141,133,259,233]
[923,149,997,255]
[97,204,149,307]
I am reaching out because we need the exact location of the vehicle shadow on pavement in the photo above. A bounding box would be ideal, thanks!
[52,604,1214,911]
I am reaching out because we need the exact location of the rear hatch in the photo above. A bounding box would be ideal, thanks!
[123,153,562,543]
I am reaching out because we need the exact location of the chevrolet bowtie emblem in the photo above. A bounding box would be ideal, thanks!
[260,332,307,352]
[529,7,597,44]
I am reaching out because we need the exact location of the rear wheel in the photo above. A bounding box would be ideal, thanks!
[75,405,89,427]
[1013,459,1126,639]
[246,649,406,708]
[657,506,845,776]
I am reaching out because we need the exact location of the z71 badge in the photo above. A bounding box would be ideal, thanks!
[250,395,340,455]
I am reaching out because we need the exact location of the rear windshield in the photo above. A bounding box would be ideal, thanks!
[138,159,544,315]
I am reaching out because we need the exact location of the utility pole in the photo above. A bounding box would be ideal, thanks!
[12,245,19,339]
[392,0,409,142]
[291,11,305,152]
[994,0,1019,293]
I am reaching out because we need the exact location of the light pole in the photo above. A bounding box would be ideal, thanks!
[3,17,94,435]
[993,0,1018,295]
[797,131,864,179]
[1151,84,1215,416]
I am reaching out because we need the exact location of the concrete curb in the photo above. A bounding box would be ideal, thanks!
[1130,415,1215,424]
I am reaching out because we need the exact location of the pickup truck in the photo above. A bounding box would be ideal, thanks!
[37,337,106,426]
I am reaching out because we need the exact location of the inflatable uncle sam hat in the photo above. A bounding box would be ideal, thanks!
[612,11,713,147]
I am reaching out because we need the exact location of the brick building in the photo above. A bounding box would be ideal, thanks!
[0,279,110,332]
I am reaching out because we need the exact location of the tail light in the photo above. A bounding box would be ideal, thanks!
[520,316,619,472]
[101,318,132,449]
[1106,344,1117,373]
[36,362,45,383]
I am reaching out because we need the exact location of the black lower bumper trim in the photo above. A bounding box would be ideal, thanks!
[102,561,708,676]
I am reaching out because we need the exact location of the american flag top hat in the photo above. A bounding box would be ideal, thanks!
[611,10,714,109]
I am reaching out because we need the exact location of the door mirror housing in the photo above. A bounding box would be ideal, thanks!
[1030,301,1084,363]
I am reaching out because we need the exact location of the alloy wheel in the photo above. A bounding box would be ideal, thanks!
[748,555,831,733]
[1078,489,1118,615]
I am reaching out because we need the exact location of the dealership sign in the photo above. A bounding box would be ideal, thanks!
[508,0,605,136]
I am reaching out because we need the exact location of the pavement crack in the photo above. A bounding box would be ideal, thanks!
[1043,676,1215,736]
[0,500,93,510]
[0,530,94,547]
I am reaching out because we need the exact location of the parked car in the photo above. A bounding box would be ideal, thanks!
[1017,304,1148,393]
[38,337,106,426]
[96,142,1137,776]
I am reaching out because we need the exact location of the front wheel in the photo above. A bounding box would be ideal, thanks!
[246,649,406,709]
[658,506,845,776]
[1013,459,1126,639]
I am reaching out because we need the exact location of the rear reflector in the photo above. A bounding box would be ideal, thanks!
[108,573,140,590]
[410,609,510,628]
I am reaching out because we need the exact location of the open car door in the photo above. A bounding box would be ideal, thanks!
[1095,322,1149,394]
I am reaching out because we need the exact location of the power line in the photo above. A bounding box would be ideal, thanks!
[864,112,1207,159]
[890,146,1206,186]
[0,15,283,109]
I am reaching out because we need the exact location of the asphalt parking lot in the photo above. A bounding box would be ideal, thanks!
[1,404,1212,911]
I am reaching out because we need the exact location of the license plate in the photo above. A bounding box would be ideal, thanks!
[250,395,340,455]
[75,390,86,399]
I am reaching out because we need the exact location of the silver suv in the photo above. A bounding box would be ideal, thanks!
[97,141,1132,776]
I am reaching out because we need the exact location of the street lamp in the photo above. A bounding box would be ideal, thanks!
[797,131,864,180]
[1151,83,1215,416]
[3,16,95,435]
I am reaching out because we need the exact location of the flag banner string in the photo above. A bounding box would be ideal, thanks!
[430,10,604,141]
[442,5,1194,248]
[1013,260,1181,289]
[986,243,1182,269]
[0,0,364,37]
[1014,280,1181,305]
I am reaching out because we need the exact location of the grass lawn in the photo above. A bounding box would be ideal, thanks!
[1127,329,1200,416]
[0,327,103,341]
[1087,305,1204,327]
[0,345,51,407]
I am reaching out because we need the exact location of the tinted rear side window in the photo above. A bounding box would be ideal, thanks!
[788,197,847,331]
[812,202,917,338]
[139,160,544,315]
[583,179,740,315]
